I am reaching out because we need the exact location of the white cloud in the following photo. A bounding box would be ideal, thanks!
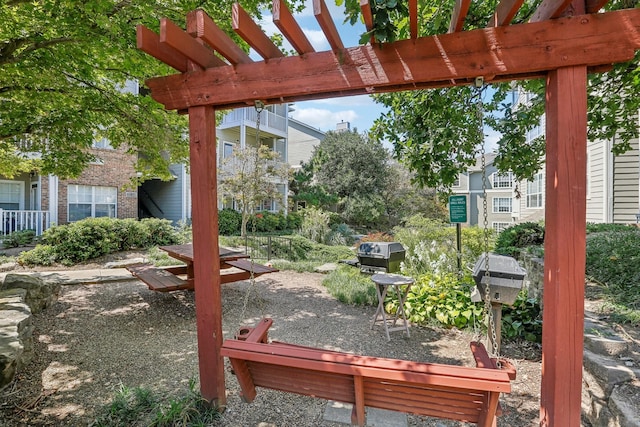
[291,107,358,130]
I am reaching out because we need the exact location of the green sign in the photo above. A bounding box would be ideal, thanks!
[449,195,467,223]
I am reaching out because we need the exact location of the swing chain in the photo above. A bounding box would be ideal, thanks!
[238,101,266,328]
[475,81,499,358]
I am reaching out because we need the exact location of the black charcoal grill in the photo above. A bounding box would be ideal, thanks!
[357,242,406,274]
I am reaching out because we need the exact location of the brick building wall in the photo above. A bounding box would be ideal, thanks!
[56,146,138,225]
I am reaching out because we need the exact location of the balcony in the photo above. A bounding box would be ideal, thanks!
[220,107,287,136]
[1,209,51,236]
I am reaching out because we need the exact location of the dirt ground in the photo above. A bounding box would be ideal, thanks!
[0,248,545,426]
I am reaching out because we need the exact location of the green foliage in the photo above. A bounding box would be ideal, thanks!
[341,194,385,229]
[219,144,290,237]
[218,208,242,235]
[91,380,220,427]
[586,230,640,324]
[286,211,303,230]
[2,229,36,248]
[494,222,545,258]
[390,272,482,329]
[17,244,57,266]
[360,231,395,242]
[326,223,356,246]
[300,206,331,243]
[501,292,542,343]
[322,265,378,305]
[1,0,296,179]
[18,218,183,266]
[586,222,636,234]
[392,215,494,277]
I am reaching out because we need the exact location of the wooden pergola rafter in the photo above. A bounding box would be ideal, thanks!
[136,1,640,426]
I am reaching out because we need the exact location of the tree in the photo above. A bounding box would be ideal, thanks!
[218,144,290,237]
[307,129,391,228]
[311,129,389,198]
[0,0,303,180]
[337,0,640,186]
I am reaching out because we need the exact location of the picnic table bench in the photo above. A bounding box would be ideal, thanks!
[126,244,278,292]
[222,318,516,427]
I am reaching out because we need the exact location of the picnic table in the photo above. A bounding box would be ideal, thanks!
[127,243,278,292]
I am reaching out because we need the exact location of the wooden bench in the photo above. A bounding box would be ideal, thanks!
[126,264,192,292]
[127,260,278,293]
[221,318,516,427]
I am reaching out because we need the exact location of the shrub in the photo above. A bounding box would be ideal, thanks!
[360,231,395,243]
[501,292,542,342]
[387,272,482,329]
[494,222,544,257]
[586,222,637,234]
[20,217,182,266]
[300,207,330,243]
[286,211,303,230]
[218,208,242,235]
[325,223,355,246]
[2,229,36,248]
[18,244,57,266]
[586,230,640,312]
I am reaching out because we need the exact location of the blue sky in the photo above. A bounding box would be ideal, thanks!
[256,0,501,150]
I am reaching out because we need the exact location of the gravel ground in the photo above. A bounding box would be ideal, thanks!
[0,270,542,426]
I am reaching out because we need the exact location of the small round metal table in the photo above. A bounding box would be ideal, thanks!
[370,273,414,341]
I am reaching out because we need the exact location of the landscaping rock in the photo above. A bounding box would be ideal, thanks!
[314,263,338,274]
[1,273,61,314]
[104,257,145,269]
[0,288,33,390]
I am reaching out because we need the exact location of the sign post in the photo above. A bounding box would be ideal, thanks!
[449,195,467,274]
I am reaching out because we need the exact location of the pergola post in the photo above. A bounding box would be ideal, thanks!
[188,105,225,406]
[540,66,587,426]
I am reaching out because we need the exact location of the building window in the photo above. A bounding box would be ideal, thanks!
[92,136,113,150]
[68,185,117,222]
[492,197,512,213]
[493,222,511,233]
[492,172,513,188]
[527,173,544,208]
[452,176,460,187]
[0,181,23,210]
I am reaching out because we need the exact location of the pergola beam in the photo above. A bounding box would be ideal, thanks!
[273,0,315,55]
[488,0,526,27]
[187,9,253,65]
[233,3,284,60]
[314,0,344,50]
[449,0,472,33]
[530,0,574,22]
[145,9,640,111]
[160,18,225,68]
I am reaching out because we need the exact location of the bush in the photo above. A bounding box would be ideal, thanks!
[501,292,542,342]
[19,217,183,266]
[586,222,637,234]
[388,272,482,329]
[300,207,330,243]
[2,229,36,248]
[18,244,57,266]
[325,223,355,246]
[218,208,242,235]
[494,222,544,257]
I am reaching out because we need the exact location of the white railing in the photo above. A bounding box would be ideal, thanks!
[221,108,287,133]
[0,209,51,236]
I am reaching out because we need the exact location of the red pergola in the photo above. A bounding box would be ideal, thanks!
[137,1,640,425]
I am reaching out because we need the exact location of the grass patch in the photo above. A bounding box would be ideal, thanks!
[322,265,377,306]
[269,259,322,273]
[91,380,220,427]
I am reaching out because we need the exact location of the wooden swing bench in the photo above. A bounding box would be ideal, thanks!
[221,318,516,427]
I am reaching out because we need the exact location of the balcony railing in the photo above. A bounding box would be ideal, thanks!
[221,108,287,133]
[1,209,51,236]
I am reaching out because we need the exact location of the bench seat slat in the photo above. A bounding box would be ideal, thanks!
[224,259,279,275]
[126,264,192,292]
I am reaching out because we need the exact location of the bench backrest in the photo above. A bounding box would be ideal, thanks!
[221,338,512,425]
